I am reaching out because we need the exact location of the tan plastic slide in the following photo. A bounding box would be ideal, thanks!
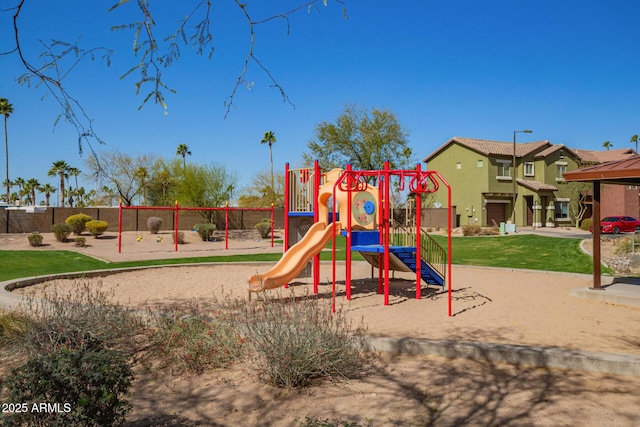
[248,221,341,291]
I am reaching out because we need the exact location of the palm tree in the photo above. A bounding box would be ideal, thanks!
[48,160,70,207]
[260,131,277,200]
[40,183,56,206]
[0,98,13,204]
[68,166,81,190]
[176,144,191,169]
[602,140,613,151]
[631,134,638,153]
[12,177,25,204]
[24,178,41,206]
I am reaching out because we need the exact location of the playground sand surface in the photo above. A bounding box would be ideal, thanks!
[4,231,640,426]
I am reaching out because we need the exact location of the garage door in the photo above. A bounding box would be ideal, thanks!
[486,203,506,226]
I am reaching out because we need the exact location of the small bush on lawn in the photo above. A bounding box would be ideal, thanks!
[462,224,482,236]
[147,304,244,374]
[27,233,43,247]
[194,223,216,241]
[147,216,163,234]
[580,218,593,232]
[65,213,92,235]
[2,339,133,427]
[232,289,367,388]
[172,231,186,244]
[256,218,272,238]
[51,223,72,242]
[74,236,86,247]
[85,220,108,237]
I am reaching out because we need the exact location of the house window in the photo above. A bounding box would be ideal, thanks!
[497,160,511,179]
[555,200,569,220]
[556,162,567,181]
[524,162,534,177]
[456,162,462,169]
[477,160,484,168]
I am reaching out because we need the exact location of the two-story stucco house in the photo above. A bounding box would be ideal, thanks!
[423,137,637,228]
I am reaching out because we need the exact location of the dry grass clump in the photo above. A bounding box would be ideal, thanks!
[226,288,368,388]
[145,301,243,375]
[16,281,142,355]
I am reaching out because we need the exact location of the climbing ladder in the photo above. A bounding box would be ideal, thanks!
[348,228,446,290]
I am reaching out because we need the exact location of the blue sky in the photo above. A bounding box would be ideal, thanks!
[2,1,640,198]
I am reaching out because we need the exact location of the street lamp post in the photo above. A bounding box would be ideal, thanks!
[512,129,533,225]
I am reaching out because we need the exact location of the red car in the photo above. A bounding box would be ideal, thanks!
[589,216,640,234]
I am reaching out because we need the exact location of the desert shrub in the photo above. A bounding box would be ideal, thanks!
[65,213,92,235]
[580,218,593,231]
[85,220,108,237]
[147,216,163,234]
[0,311,31,341]
[2,340,133,427]
[18,281,141,356]
[172,231,186,244]
[194,223,216,241]
[27,233,43,247]
[478,227,500,236]
[74,236,87,247]
[461,224,482,236]
[234,290,367,388]
[147,306,244,374]
[51,223,72,242]
[255,218,273,238]
[614,236,633,254]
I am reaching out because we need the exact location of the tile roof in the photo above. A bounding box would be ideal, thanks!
[571,148,637,163]
[516,179,558,192]
[533,144,580,159]
[423,137,550,162]
[423,136,637,165]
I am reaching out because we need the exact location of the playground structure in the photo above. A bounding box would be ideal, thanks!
[117,201,275,253]
[248,161,453,316]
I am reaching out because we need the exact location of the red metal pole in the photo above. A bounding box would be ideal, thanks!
[377,180,383,294]
[225,202,229,250]
[284,163,290,253]
[270,203,274,248]
[117,199,122,253]
[345,164,352,300]
[174,200,179,252]
[415,165,422,299]
[331,183,338,312]
[383,161,390,306]
[447,179,452,316]
[313,160,321,294]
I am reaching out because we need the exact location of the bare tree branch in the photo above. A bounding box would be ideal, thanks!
[3,0,348,151]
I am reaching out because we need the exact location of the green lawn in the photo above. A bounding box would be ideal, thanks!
[0,235,360,282]
[0,234,604,283]
[430,234,606,275]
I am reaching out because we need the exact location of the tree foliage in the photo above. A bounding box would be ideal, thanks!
[174,162,237,222]
[238,170,284,208]
[85,150,161,206]
[303,103,413,175]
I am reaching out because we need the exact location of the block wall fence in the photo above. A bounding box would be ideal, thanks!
[0,207,284,234]
[0,206,454,234]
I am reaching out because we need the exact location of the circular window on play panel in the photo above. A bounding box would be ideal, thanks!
[352,192,376,227]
